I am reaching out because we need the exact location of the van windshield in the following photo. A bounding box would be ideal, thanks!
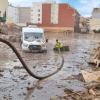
[24,32,43,42]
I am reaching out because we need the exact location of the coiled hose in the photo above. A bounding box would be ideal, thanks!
[0,38,64,80]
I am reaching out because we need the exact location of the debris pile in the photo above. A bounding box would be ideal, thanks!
[50,46,100,100]
[89,46,100,68]
[0,23,21,42]
[50,82,100,100]
[0,24,8,35]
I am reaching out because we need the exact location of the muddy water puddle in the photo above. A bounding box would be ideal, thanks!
[0,33,100,100]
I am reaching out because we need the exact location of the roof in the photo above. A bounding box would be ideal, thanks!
[22,27,44,33]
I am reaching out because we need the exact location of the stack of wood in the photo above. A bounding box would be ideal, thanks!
[89,47,100,68]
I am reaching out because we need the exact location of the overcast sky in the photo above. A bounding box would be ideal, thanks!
[8,0,100,17]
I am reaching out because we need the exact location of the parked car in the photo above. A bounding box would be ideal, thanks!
[81,27,89,33]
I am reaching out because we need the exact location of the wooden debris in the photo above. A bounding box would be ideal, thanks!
[85,82,100,89]
[81,69,100,83]
[89,46,100,68]
[89,89,96,96]
[50,96,61,100]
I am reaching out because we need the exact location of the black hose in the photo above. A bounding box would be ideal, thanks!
[0,38,64,80]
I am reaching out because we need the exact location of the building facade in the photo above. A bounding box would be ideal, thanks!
[90,8,100,31]
[7,6,31,25]
[31,3,42,24]
[51,3,59,24]
[92,8,100,19]
[31,3,80,32]
[0,0,8,17]
[6,3,80,32]
[7,5,19,24]
[18,7,31,24]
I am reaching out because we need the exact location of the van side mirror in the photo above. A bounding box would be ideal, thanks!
[46,39,48,43]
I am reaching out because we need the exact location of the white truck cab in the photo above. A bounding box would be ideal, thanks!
[21,27,47,52]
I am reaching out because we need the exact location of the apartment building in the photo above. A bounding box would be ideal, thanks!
[7,5,19,24]
[7,3,80,32]
[92,8,100,18]
[31,3,42,24]
[31,3,80,32]
[0,0,8,17]
[7,6,31,25]
[90,8,100,31]
[18,7,31,24]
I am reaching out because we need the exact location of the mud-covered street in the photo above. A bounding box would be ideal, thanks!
[0,32,100,100]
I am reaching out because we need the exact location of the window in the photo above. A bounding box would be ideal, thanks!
[38,9,40,12]
[38,18,40,21]
[38,14,40,17]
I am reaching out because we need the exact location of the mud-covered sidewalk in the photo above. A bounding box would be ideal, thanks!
[0,32,100,100]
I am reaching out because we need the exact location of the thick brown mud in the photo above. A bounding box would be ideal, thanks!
[0,32,100,100]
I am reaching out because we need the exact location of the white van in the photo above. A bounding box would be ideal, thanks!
[21,27,47,52]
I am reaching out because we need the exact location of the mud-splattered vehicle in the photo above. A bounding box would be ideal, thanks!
[21,27,47,53]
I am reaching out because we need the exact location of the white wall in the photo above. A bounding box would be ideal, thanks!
[92,11,100,19]
[51,3,59,24]
[31,3,42,24]
[7,5,19,23]
[18,7,31,24]
[89,18,100,30]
